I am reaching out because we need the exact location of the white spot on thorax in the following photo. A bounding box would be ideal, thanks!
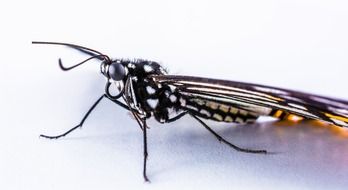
[168,85,176,92]
[128,63,136,69]
[169,95,177,103]
[164,90,170,97]
[144,65,154,73]
[146,86,156,95]
[167,107,175,114]
[147,99,159,109]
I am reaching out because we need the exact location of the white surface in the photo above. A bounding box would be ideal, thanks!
[1,0,348,189]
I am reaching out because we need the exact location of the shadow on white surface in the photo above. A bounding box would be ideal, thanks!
[8,113,347,190]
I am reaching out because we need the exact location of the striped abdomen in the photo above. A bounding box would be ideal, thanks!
[181,97,259,123]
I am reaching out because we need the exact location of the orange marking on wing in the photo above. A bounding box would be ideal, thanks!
[285,114,304,122]
[273,110,283,118]
[324,113,348,123]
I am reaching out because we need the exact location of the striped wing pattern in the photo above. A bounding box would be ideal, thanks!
[152,75,348,127]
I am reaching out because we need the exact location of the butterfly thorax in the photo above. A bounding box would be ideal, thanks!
[120,59,184,123]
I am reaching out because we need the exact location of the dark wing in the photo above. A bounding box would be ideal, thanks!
[152,75,348,127]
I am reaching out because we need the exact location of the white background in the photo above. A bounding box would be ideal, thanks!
[1,0,348,189]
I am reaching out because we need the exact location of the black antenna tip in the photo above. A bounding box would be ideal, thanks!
[58,58,69,71]
[32,41,42,44]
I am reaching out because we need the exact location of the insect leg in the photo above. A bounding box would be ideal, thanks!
[40,95,106,139]
[107,97,130,111]
[40,95,129,139]
[142,119,150,182]
[189,113,267,154]
[127,110,151,182]
[166,111,188,123]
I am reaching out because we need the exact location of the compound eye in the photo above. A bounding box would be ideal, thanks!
[108,62,125,81]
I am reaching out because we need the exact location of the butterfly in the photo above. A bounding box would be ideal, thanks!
[33,41,348,181]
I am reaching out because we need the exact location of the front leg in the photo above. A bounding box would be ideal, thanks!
[40,94,106,139]
[40,94,129,139]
